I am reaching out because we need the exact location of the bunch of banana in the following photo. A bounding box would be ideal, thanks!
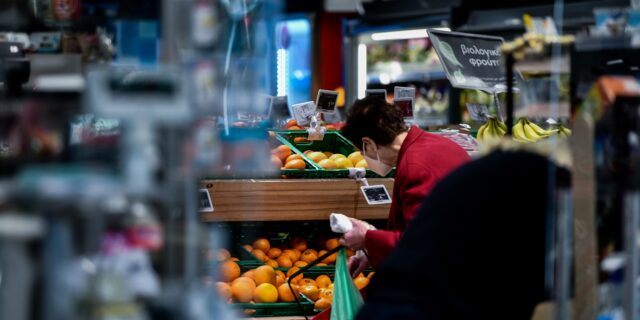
[557,124,572,137]
[512,118,558,143]
[477,117,507,141]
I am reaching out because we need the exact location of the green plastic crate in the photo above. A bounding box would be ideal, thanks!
[274,130,394,179]
[231,294,316,317]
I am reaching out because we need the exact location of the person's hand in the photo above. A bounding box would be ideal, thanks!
[348,254,369,278]
[339,218,368,251]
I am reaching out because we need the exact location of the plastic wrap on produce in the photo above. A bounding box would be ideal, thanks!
[431,130,479,153]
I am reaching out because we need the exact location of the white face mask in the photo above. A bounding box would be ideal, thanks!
[362,141,393,177]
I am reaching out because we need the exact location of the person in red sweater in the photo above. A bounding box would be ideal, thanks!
[339,96,470,276]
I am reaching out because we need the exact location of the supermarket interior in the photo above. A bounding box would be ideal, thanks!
[1,0,640,319]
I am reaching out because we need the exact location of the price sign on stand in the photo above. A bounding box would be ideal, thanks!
[427,29,520,93]
[199,189,214,212]
[316,90,339,114]
[361,185,392,205]
[366,89,387,101]
[393,86,415,118]
[466,104,490,122]
[291,101,316,127]
[270,95,290,125]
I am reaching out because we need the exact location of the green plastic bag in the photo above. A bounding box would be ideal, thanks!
[331,248,364,320]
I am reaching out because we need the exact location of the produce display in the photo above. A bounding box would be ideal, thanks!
[477,117,572,142]
[270,143,368,171]
[211,237,368,312]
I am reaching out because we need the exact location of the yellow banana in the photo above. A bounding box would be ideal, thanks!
[477,123,487,141]
[513,120,535,143]
[523,122,542,141]
[527,121,552,137]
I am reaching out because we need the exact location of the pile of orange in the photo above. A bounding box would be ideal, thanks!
[242,237,349,268]
[299,150,368,169]
[284,119,339,131]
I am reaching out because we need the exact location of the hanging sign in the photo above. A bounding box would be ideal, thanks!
[428,30,519,93]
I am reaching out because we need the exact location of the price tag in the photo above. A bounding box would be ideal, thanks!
[270,95,290,123]
[366,89,387,101]
[394,98,414,118]
[361,185,392,205]
[315,89,339,114]
[466,104,490,122]
[291,101,316,127]
[199,189,214,212]
[394,86,415,100]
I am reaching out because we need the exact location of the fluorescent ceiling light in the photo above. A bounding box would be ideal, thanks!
[370,27,451,41]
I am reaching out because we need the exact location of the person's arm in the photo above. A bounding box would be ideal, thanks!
[364,163,436,266]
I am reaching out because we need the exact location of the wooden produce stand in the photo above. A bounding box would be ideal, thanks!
[200,178,394,222]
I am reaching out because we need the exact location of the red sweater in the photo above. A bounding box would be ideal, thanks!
[364,126,470,266]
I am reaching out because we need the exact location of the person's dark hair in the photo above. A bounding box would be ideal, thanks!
[341,96,408,147]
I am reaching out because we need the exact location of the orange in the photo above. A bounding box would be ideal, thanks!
[314,298,332,310]
[290,237,307,252]
[354,276,370,290]
[276,255,293,268]
[276,270,286,279]
[294,261,308,268]
[253,266,276,286]
[318,250,327,257]
[319,288,333,301]
[219,260,241,282]
[288,125,303,130]
[315,275,331,289]
[346,249,355,257]
[329,154,346,161]
[307,152,328,163]
[322,253,337,264]
[242,244,253,252]
[285,119,298,129]
[283,249,300,262]
[267,248,282,259]
[216,282,232,300]
[299,285,320,301]
[317,263,328,266]
[215,248,231,261]
[265,259,279,268]
[242,270,255,280]
[251,249,267,262]
[278,283,298,302]
[334,157,354,169]
[299,278,317,287]
[303,150,314,155]
[325,124,337,130]
[272,145,292,162]
[293,137,309,143]
[232,276,256,287]
[367,272,375,280]
[276,273,286,287]
[317,159,337,169]
[355,159,368,168]
[285,154,303,164]
[326,238,340,251]
[254,283,278,303]
[347,151,364,165]
[300,249,318,263]
[323,151,334,158]
[284,159,306,170]
[286,266,303,284]
[253,238,271,253]
[231,279,256,303]
[231,257,239,262]
[271,155,283,168]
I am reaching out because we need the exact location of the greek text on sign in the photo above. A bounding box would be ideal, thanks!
[427,29,520,93]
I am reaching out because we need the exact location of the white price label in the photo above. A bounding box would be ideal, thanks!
[361,185,392,205]
[291,101,317,127]
[199,189,214,212]
[394,86,415,100]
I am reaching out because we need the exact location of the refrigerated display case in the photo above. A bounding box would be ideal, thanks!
[344,16,455,126]
[274,15,313,105]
